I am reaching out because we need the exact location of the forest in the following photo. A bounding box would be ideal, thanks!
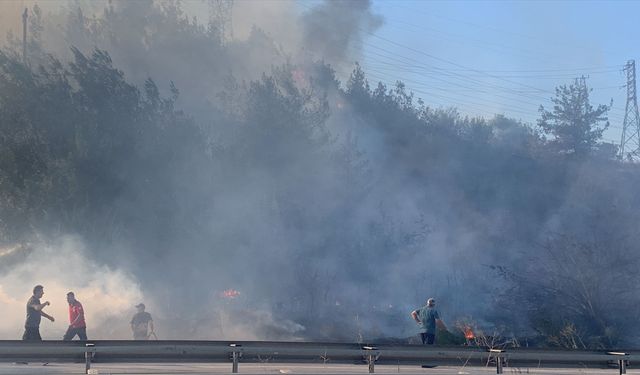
[1,0,639,348]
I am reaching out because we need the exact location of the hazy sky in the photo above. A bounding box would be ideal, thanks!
[355,0,639,144]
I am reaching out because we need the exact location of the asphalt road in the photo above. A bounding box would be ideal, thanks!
[0,362,637,375]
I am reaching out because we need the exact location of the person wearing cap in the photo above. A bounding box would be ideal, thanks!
[63,292,87,340]
[130,303,154,340]
[411,298,447,345]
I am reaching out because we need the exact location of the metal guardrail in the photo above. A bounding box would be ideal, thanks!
[0,340,635,374]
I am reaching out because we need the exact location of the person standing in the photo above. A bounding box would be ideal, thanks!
[63,292,87,340]
[130,303,154,340]
[411,298,447,345]
[23,285,55,341]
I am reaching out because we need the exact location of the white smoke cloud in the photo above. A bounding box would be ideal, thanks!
[0,236,145,339]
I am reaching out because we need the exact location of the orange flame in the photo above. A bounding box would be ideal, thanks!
[464,326,475,340]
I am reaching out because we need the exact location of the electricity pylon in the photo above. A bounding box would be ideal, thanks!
[620,60,640,160]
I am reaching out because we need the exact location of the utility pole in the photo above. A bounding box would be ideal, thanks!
[620,60,640,160]
[22,8,28,64]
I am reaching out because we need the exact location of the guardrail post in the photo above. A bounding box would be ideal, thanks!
[230,343,241,373]
[608,352,628,375]
[363,346,378,374]
[489,349,505,374]
[85,343,94,374]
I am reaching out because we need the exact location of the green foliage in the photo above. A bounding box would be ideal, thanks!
[537,77,611,157]
[2,1,640,346]
[493,164,640,348]
[0,47,201,244]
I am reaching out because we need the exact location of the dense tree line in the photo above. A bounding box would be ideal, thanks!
[1,1,640,347]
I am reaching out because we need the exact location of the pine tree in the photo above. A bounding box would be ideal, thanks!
[537,77,610,157]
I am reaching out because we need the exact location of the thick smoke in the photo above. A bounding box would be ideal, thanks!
[0,0,637,348]
[301,0,383,72]
[0,0,395,341]
[0,237,143,339]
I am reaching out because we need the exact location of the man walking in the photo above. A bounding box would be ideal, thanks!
[411,298,446,345]
[23,285,55,341]
[63,292,87,340]
[130,303,154,340]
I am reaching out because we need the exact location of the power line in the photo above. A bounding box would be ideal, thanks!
[380,15,556,65]
[360,43,625,126]
[300,3,555,100]
[300,1,623,112]
[337,61,625,136]
[333,65,501,117]
[354,17,625,137]
[299,2,625,139]
[364,32,552,97]
[365,62,622,80]
[362,43,553,103]
[362,47,547,114]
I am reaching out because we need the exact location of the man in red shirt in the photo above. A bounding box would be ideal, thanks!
[63,292,87,340]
